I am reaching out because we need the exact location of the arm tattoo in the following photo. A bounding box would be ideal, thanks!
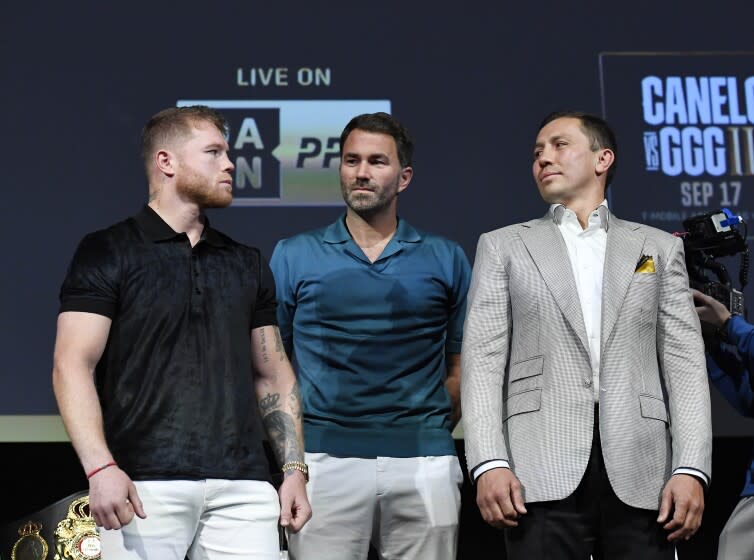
[259,392,280,412]
[289,383,303,420]
[262,410,301,465]
[273,328,285,361]
[259,328,270,363]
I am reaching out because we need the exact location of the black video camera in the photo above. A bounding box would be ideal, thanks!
[681,208,748,316]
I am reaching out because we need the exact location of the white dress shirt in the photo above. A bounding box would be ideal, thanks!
[554,201,607,402]
[472,201,708,486]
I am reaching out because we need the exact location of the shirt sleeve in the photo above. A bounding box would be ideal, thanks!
[708,334,754,417]
[445,243,472,354]
[59,232,120,318]
[727,315,754,396]
[251,251,278,329]
[672,467,709,487]
[269,239,295,356]
[471,459,511,482]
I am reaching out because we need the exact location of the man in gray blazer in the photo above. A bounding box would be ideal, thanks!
[461,111,712,559]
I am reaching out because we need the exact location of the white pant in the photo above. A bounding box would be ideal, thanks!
[99,479,281,560]
[286,453,462,560]
[717,496,754,560]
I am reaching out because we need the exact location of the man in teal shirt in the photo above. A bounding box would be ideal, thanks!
[270,112,470,560]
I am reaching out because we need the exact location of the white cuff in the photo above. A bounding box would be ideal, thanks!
[673,467,709,486]
[472,460,510,481]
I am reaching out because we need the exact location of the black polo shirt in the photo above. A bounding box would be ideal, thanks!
[59,206,277,481]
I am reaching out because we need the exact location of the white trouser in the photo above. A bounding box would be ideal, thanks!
[717,495,754,560]
[286,453,462,560]
[99,479,280,560]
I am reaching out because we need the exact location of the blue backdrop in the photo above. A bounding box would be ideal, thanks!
[3,1,753,436]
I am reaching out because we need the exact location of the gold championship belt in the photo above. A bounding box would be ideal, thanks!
[11,521,48,560]
[53,497,100,560]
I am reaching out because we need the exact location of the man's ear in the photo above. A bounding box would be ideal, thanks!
[595,148,614,177]
[155,149,177,178]
[397,166,413,194]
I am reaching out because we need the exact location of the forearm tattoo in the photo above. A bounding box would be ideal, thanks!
[259,392,280,412]
[290,383,303,420]
[259,392,302,465]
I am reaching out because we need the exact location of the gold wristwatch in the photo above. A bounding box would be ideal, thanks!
[281,460,309,482]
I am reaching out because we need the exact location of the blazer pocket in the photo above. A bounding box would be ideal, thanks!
[639,393,668,423]
[504,388,542,421]
[508,355,544,396]
[509,355,544,382]
[632,271,658,283]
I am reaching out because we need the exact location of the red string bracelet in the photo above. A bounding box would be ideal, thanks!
[86,461,117,479]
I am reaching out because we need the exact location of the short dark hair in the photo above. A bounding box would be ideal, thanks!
[141,106,228,171]
[339,112,414,168]
[539,110,618,187]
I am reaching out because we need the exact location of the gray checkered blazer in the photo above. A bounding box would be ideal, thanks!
[461,212,712,510]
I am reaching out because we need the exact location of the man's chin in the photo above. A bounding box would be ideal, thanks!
[537,184,568,205]
[199,192,233,209]
[539,192,564,205]
[345,198,388,215]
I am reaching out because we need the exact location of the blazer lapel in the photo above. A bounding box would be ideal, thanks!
[519,216,590,356]
[601,216,646,355]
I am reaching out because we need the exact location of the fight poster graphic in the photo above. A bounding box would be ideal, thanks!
[599,53,754,233]
[176,99,391,206]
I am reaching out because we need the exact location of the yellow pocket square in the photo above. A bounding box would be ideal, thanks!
[635,255,656,274]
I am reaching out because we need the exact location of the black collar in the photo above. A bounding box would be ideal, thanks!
[133,205,227,247]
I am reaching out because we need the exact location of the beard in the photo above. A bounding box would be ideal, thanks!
[340,179,398,215]
[176,169,233,209]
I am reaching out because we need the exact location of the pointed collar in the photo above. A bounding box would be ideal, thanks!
[133,205,227,247]
[322,214,422,244]
[549,199,610,231]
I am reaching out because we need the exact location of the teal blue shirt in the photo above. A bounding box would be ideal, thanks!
[270,216,471,458]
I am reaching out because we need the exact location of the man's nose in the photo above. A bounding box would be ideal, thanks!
[356,161,370,178]
[223,154,235,172]
[536,148,553,167]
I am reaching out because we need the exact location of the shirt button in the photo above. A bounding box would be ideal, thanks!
[584,379,592,387]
